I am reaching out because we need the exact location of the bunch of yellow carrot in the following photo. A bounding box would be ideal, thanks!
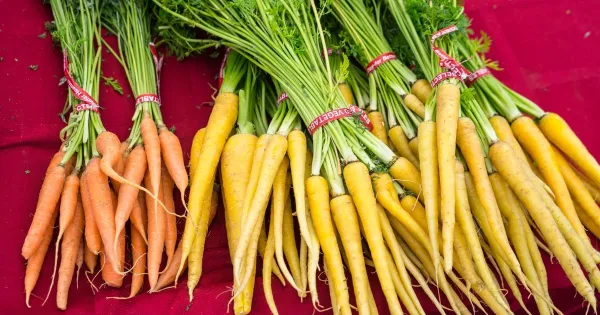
[156,0,600,314]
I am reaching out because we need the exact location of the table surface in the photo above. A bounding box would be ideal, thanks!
[1,0,599,314]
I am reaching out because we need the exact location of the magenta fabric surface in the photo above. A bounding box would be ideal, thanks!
[1,0,599,314]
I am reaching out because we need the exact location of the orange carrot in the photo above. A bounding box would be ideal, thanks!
[114,145,147,251]
[45,171,80,306]
[22,151,67,259]
[84,243,97,274]
[97,131,158,204]
[24,211,57,308]
[76,241,83,287]
[153,240,186,292]
[145,168,166,289]
[56,196,84,310]
[80,169,101,254]
[131,193,148,243]
[159,126,188,212]
[162,163,177,267]
[110,189,125,274]
[141,113,162,226]
[86,157,120,272]
[130,224,147,297]
[57,172,80,241]
[100,243,123,288]
[111,141,130,193]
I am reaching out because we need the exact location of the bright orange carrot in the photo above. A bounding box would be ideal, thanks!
[114,145,147,250]
[45,171,80,306]
[80,169,101,254]
[57,172,80,240]
[131,193,148,243]
[22,150,67,259]
[84,243,97,274]
[100,241,123,288]
[141,112,162,224]
[159,126,188,211]
[130,224,147,297]
[111,141,130,193]
[75,241,83,287]
[24,211,57,308]
[145,168,166,289]
[153,240,186,292]
[56,196,84,310]
[86,157,120,272]
[162,164,177,268]
[110,189,126,274]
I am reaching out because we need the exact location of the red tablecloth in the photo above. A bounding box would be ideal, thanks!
[1,0,599,314]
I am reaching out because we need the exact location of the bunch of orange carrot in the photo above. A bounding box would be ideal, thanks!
[23,0,198,309]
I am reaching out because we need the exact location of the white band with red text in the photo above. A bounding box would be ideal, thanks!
[307,105,373,135]
[63,50,100,113]
[366,52,397,74]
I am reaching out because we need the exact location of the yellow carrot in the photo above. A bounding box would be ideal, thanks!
[403,94,425,119]
[410,79,432,105]
[389,126,419,169]
[368,111,389,146]
[457,117,521,276]
[331,195,371,314]
[552,146,600,229]
[512,116,599,262]
[221,133,257,314]
[307,176,351,315]
[344,162,402,315]
[189,128,206,183]
[180,92,239,279]
[436,83,460,273]
[539,112,600,188]
[416,121,440,269]
[388,157,422,199]
[489,141,597,308]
